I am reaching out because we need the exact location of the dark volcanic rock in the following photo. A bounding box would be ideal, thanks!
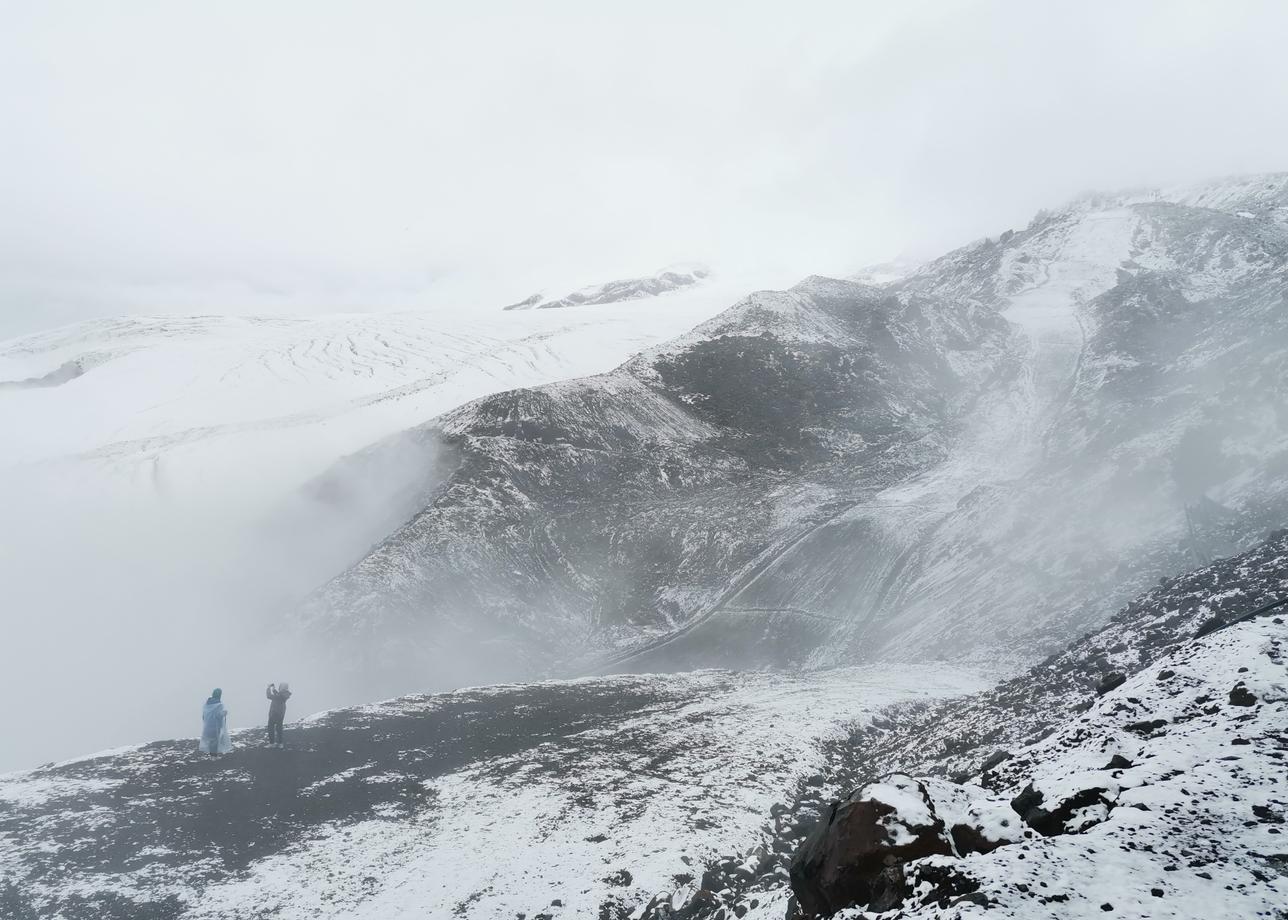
[1096,672,1127,695]
[1229,684,1258,706]
[978,749,1012,773]
[949,822,1009,856]
[1010,783,1113,837]
[1252,805,1284,824]
[866,865,907,913]
[1125,718,1168,735]
[789,775,951,916]
[907,862,986,909]
[1010,783,1044,816]
[1194,615,1228,638]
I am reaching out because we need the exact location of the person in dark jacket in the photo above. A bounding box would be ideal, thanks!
[265,682,291,748]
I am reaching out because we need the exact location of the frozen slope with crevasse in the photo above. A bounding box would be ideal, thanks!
[0,278,749,505]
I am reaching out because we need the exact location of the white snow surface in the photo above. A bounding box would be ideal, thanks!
[0,282,747,504]
[187,667,982,920]
[0,665,984,919]
[874,205,1136,513]
[742,617,1288,920]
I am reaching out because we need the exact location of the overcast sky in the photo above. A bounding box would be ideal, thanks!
[2,0,1286,338]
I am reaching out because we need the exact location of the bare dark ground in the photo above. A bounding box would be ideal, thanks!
[1,675,704,919]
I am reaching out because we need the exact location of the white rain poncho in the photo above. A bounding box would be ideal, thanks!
[199,699,232,754]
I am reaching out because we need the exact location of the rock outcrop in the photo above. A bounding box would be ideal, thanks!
[790,775,951,915]
[789,775,1025,916]
[502,264,710,310]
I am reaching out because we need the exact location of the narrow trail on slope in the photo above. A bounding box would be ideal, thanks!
[594,491,889,672]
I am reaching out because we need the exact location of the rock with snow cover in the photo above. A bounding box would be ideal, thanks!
[771,615,1288,920]
[789,775,1025,916]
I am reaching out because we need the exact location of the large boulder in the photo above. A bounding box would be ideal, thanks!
[789,775,1027,916]
[789,775,952,917]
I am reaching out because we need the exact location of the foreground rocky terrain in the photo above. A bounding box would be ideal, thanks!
[784,612,1287,919]
[304,174,1288,695]
[683,530,1288,919]
[3,533,1283,919]
[0,665,982,919]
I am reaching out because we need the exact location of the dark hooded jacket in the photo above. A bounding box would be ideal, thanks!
[266,686,291,720]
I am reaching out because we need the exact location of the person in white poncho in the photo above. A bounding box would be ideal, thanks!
[199,688,232,756]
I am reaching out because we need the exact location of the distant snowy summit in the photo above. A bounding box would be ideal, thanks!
[502,263,710,310]
[848,257,921,286]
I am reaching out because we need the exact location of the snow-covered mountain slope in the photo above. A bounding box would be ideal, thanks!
[816,176,1288,668]
[301,275,1014,693]
[302,174,1288,689]
[636,529,1288,919]
[0,665,983,920]
[767,614,1288,920]
[4,529,1283,920]
[502,263,710,311]
[1166,172,1288,225]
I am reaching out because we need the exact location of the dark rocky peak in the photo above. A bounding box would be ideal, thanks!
[502,263,710,311]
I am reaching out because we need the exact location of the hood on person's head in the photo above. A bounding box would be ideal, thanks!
[278,682,289,693]
[210,688,222,701]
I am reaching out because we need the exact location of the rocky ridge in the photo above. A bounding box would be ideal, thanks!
[304,174,1288,696]
[502,264,711,311]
